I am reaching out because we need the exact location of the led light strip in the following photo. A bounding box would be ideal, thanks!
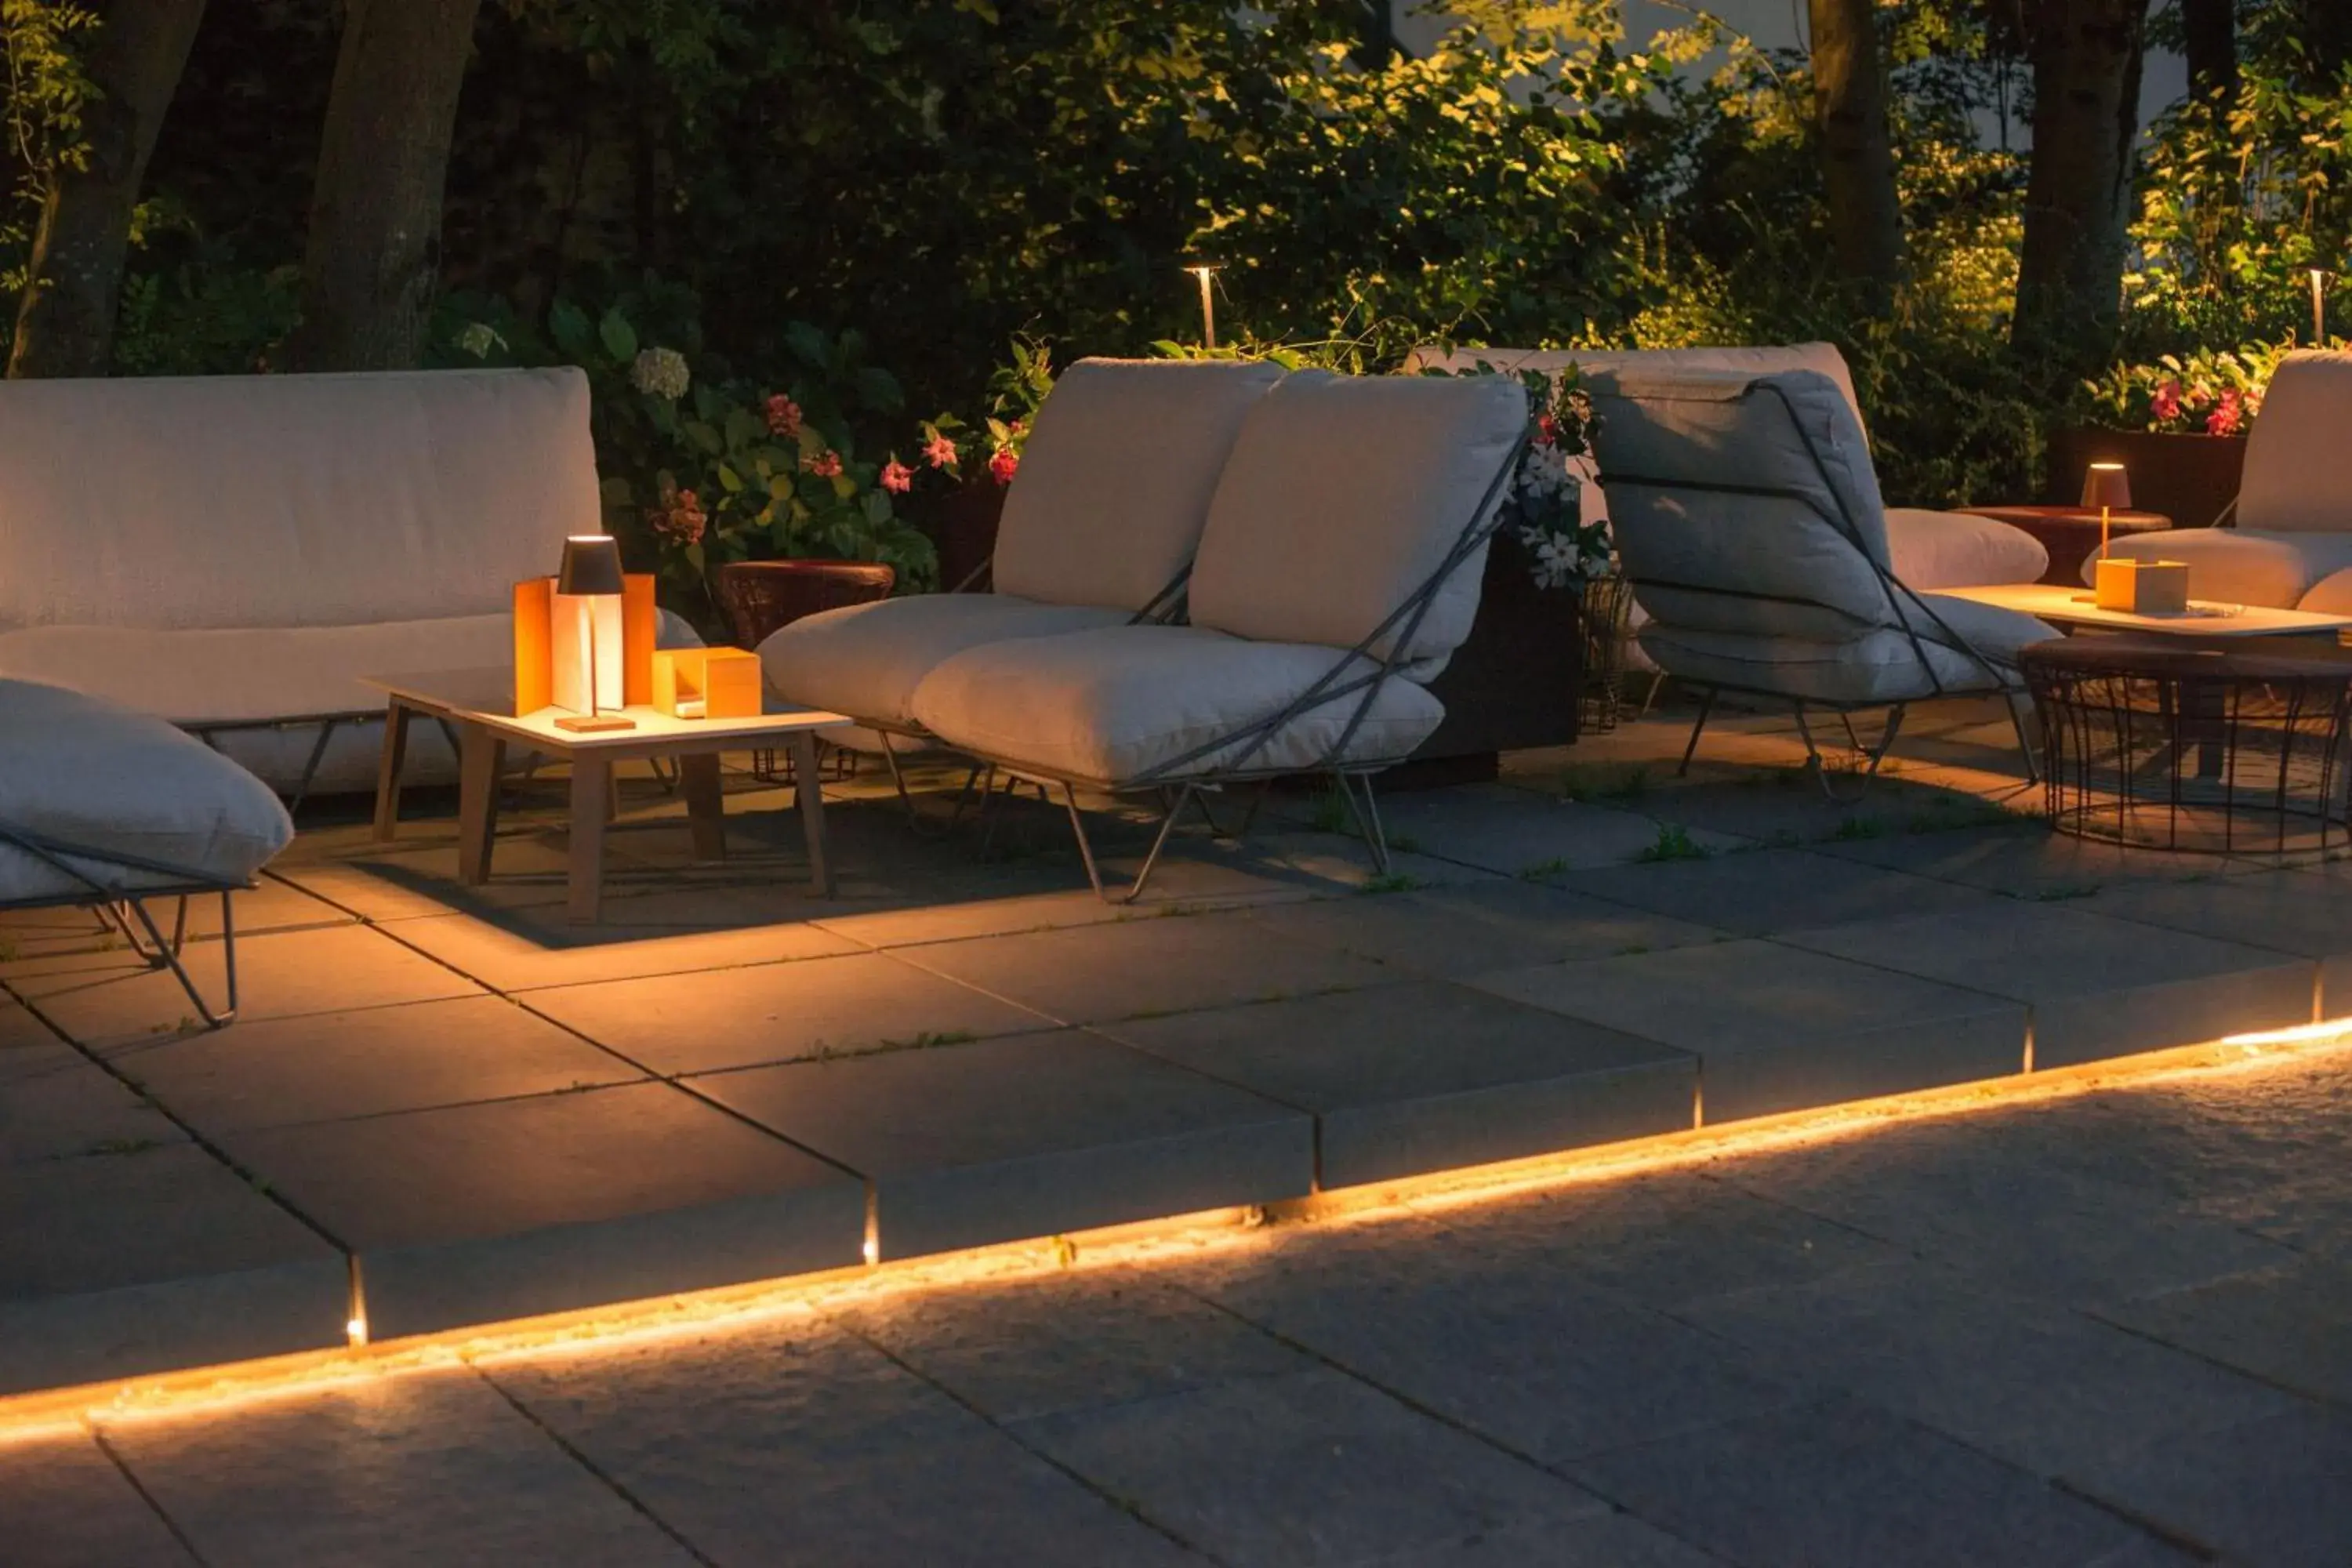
[2,1017,2343,1443]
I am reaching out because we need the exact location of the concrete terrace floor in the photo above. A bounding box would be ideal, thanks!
[9,694,2352,1403]
[6,1040,2351,1566]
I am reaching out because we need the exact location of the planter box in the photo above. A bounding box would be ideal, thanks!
[909,483,1581,778]
[2044,428,2247,533]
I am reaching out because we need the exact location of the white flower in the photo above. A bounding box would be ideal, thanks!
[630,346,691,401]
[1523,526,1580,590]
[454,321,503,360]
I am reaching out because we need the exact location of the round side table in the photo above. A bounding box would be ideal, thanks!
[1956,505,2173,587]
[2022,635,2352,854]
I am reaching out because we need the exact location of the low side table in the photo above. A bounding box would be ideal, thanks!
[2020,637,2352,854]
[365,669,848,921]
[1955,504,2172,587]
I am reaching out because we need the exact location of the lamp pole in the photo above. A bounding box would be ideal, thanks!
[1189,266,1218,350]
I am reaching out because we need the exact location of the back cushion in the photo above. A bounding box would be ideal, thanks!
[1187,370,1526,662]
[991,358,1285,611]
[1587,367,1898,642]
[2240,350,2352,532]
[0,367,598,632]
[1407,341,1867,445]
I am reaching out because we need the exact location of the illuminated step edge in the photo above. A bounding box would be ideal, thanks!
[0,1016,2343,1444]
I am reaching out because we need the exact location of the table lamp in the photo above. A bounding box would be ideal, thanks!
[554,534,635,732]
[2082,460,2131,557]
[2084,462,2187,613]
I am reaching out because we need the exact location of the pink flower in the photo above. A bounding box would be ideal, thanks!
[989,447,1020,486]
[803,449,844,479]
[647,485,706,546]
[880,459,913,494]
[922,433,958,470]
[764,394,801,439]
[2150,379,2182,423]
[1533,412,1560,448]
[2206,388,2245,437]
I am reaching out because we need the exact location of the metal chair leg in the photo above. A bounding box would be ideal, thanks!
[116,892,239,1029]
[1062,782,1189,904]
[1795,702,1906,804]
[1330,771,1392,875]
[1677,688,1717,776]
[2005,688,2042,786]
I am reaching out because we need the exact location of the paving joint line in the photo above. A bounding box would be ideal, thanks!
[89,1424,218,1568]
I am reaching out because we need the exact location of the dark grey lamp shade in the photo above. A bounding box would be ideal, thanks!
[557,534,626,597]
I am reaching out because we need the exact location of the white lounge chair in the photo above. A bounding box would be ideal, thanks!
[757,358,1286,810]
[0,680,292,1026]
[1585,365,2056,796]
[903,369,1528,898]
[2088,350,2352,609]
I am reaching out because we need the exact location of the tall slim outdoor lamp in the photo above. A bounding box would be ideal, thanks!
[2082,460,2131,557]
[2314,269,2329,345]
[554,533,634,733]
[1187,264,1219,350]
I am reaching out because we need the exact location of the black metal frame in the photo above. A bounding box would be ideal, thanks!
[1599,379,2041,797]
[0,822,247,1028]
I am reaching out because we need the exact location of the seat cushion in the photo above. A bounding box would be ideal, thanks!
[2289,564,2352,617]
[991,358,1284,612]
[757,593,1131,728]
[1408,343,1867,443]
[1885,508,2049,589]
[0,681,292,905]
[1187,370,1526,666]
[1639,592,2053,706]
[2084,529,2352,608]
[908,623,1444,787]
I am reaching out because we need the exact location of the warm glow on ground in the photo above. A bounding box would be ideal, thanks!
[2,1016,2345,1445]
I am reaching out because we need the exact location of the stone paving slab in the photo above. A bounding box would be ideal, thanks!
[1561,845,2005,937]
[211,1082,866,1338]
[384,906,865,990]
[0,1434,198,1567]
[1237,880,1726,979]
[1011,1366,1612,1568]
[1366,786,1755,875]
[1104,982,1697,1189]
[1562,1396,2196,1568]
[0,1000,183,1164]
[479,1318,1196,1566]
[521,949,1055,1075]
[694,1029,1313,1258]
[2053,1401,2352,1568]
[110,995,644,1134]
[2085,867,2352,1014]
[0,1143,347,1394]
[1783,901,2316,1069]
[1472,940,2027,1124]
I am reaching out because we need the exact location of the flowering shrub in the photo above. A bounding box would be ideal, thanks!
[2079,343,2299,436]
[1428,361,1607,590]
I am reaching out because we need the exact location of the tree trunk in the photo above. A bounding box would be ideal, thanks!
[289,0,483,371]
[1808,0,1903,312]
[6,0,208,379]
[2180,0,2234,105]
[2012,0,2149,373]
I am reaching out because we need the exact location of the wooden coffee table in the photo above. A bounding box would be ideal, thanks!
[1955,504,2172,587]
[1936,583,2352,644]
[363,668,849,922]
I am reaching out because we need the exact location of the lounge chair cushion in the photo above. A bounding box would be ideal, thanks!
[1588,367,1895,641]
[2238,350,2352,533]
[1187,370,1525,666]
[758,593,1130,728]
[1410,341,1868,443]
[991,358,1285,613]
[1639,593,2054,705]
[908,624,1444,787]
[1884,508,2049,588]
[2082,528,2352,609]
[0,680,292,905]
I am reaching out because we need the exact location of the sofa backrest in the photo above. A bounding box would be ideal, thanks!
[1406,341,1867,445]
[1186,369,1526,666]
[2240,350,2352,532]
[991,358,1285,612]
[1586,366,1900,643]
[0,367,598,633]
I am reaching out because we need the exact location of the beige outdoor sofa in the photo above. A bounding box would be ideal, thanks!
[758,358,1284,804]
[2086,350,2352,609]
[1408,340,2052,592]
[0,366,695,802]
[763,362,1527,896]
[1586,365,2056,793]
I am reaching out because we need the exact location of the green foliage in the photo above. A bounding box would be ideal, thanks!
[1634,823,1709,863]
[430,273,942,618]
[0,0,98,290]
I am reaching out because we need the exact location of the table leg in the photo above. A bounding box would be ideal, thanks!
[456,723,504,884]
[792,731,833,897]
[372,702,413,842]
[568,754,610,924]
[680,753,728,862]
